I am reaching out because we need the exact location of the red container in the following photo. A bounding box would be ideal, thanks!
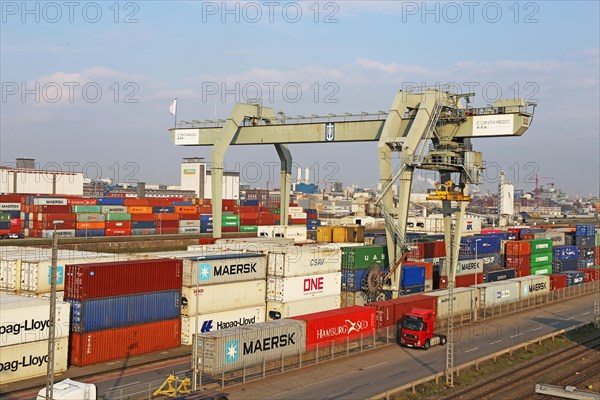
[234,206,261,214]
[65,259,183,301]
[239,212,260,220]
[289,219,307,225]
[505,254,531,269]
[179,213,201,220]
[515,265,531,277]
[199,238,218,245]
[105,228,132,236]
[123,198,149,206]
[578,268,600,283]
[33,221,76,230]
[69,198,98,205]
[199,206,212,214]
[549,274,567,290]
[35,212,77,222]
[131,214,155,221]
[157,227,179,235]
[240,219,259,226]
[520,233,535,240]
[368,294,436,328]
[222,226,239,233]
[291,306,376,349]
[105,220,132,229]
[154,213,180,221]
[455,273,483,287]
[404,261,433,280]
[32,205,72,213]
[156,220,179,228]
[222,199,236,206]
[69,319,181,366]
[507,228,521,240]
[505,241,531,256]
[481,229,503,234]
[406,242,425,259]
[0,194,27,203]
[128,206,153,214]
[146,198,171,207]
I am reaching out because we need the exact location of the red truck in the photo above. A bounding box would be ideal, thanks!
[398,307,446,350]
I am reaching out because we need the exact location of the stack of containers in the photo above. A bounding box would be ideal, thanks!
[0,195,23,236]
[65,259,183,366]
[200,215,214,233]
[552,245,578,273]
[288,206,307,226]
[529,238,553,275]
[180,252,267,345]
[575,225,596,269]
[505,239,553,277]
[72,201,105,237]
[0,294,70,384]
[222,213,240,233]
[151,205,177,235]
[267,243,342,317]
[259,208,279,226]
[175,205,200,234]
[30,200,76,238]
[99,201,131,236]
[306,208,320,232]
[235,204,260,233]
[340,245,387,306]
[128,204,155,235]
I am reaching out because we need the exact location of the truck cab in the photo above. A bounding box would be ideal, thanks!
[36,379,96,400]
[398,307,446,350]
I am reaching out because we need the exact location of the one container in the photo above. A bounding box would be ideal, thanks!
[476,280,521,307]
[291,306,376,349]
[267,272,341,303]
[180,305,266,345]
[0,336,68,384]
[197,319,306,373]
[513,275,551,298]
[64,259,183,301]
[69,290,181,332]
[483,268,516,283]
[182,254,267,286]
[268,244,342,277]
[181,280,266,316]
[266,295,340,320]
[69,319,181,366]
[423,287,477,319]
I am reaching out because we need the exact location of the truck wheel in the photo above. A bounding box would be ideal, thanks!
[440,335,447,345]
[422,339,430,350]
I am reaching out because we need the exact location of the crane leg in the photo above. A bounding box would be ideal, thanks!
[274,144,292,226]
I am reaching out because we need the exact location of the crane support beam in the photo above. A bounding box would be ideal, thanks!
[274,144,292,226]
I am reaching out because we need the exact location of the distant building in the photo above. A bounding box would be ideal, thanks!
[180,157,239,200]
[0,158,83,196]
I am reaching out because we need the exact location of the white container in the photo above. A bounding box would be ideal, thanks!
[32,198,68,205]
[0,203,21,211]
[41,229,76,238]
[179,226,201,234]
[513,275,550,298]
[476,281,521,307]
[100,205,128,214]
[424,287,477,319]
[268,244,342,277]
[424,279,433,292]
[258,226,307,243]
[1,294,70,347]
[288,207,304,213]
[340,291,367,307]
[181,280,266,316]
[182,254,267,286]
[267,272,341,303]
[179,220,201,227]
[440,258,484,277]
[0,337,68,384]
[180,305,266,345]
[289,212,307,219]
[266,295,340,320]
[216,239,294,256]
[0,259,19,291]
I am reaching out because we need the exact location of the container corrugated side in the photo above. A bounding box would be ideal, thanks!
[267,272,341,303]
[198,319,306,373]
[266,295,340,320]
[423,287,477,319]
[65,259,183,300]
[513,275,550,298]
[476,281,520,307]
[180,306,266,345]
[367,294,436,329]
[268,244,342,277]
[69,290,181,332]
[69,319,181,366]
[181,280,266,316]
[0,337,68,384]
[440,258,484,277]
[342,245,387,269]
[0,294,70,347]
[182,254,266,286]
[0,259,19,291]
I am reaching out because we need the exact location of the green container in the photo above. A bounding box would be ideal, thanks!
[222,215,240,221]
[342,245,388,270]
[239,225,258,233]
[529,238,552,254]
[222,221,240,227]
[268,209,280,214]
[530,252,552,267]
[105,213,132,221]
[0,213,10,222]
[72,205,101,213]
[531,264,552,275]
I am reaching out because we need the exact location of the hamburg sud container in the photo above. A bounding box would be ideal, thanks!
[267,296,340,320]
[367,294,436,329]
[483,268,515,283]
[267,272,341,303]
[69,290,181,332]
[65,259,182,301]
[70,319,181,366]
[182,253,266,286]
[268,243,342,277]
[181,280,266,316]
[0,294,70,347]
[423,287,477,319]
[0,336,68,384]
[198,319,306,373]
[180,305,266,345]
[514,275,550,298]
[291,306,376,350]
[476,281,520,307]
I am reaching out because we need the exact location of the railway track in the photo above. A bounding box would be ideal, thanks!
[442,334,600,400]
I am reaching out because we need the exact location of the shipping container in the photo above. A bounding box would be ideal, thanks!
[513,275,550,298]
[197,319,306,373]
[440,258,484,277]
[460,236,501,256]
[454,273,484,287]
[100,206,128,214]
[342,245,387,270]
[267,272,341,303]
[476,280,521,307]
[400,284,425,295]
[181,280,266,316]
[128,206,153,214]
[72,206,102,214]
[530,252,553,267]
[549,274,567,290]
[0,203,21,211]
[401,265,425,287]
[544,231,566,246]
[553,258,579,273]
[575,225,596,237]
[179,220,201,227]
[69,290,181,332]
[153,206,175,214]
[64,259,183,301]
[33,198,68,205]
[561,271,584,286]
[268,244,342,277]
[0,337,68,384]
[179,226,201,234]
[530,239,553,254]
[423,287,477,319]
[180,306,266,345]
[576,236,595,247]
[70,319,181,366]
[291,306,376,349]
[40,229,76,238]
[266,296,340,320]
[505,241,531,256]
[97,197,124,206]
[553,246,578,260]
[75,229,105,237]
[76,222,105,230]
[341,268,369,292]
[75,213,106,222]
[0,294,70,347]
[483,268,516,283]
[505,254,531,269]
[33,212,76,222]
[531,264,552,275]
[182,254,266,286]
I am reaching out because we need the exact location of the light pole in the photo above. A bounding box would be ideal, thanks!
[474,238,481,322]
[46,220,63,400]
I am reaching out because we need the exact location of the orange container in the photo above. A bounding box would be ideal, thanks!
[153,213,180,221]
[174,205,198,214]
[76,222,105,230]
[123,198,149,206]
[128,206,153,214]
[505,241,531,256]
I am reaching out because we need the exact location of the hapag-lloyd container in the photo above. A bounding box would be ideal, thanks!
[65,259,183,301]
[268,244,342,277]
[182,254,266,286]
[367,294,436,329]
[267,272,341,303]
[180,305,266,345]
[0,336,68,384]
[514,275,550,298]
[69,290,181,332]
[423,287,477,319]
[476,280,520,307]
[198,319,306,373]
[291,306,376,349]
[69,319,181,366]
[181,280,266,316]
[266,295,340,320]
[0,295,70,347]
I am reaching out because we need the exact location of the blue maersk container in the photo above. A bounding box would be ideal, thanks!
[401,265,425,287]
[75,229,104,237]
[575,224,596,237]
[561,271,584,286]
[460,236,501,256]
[97,197,124,206]
[341,268,369,291]
[483,268,516,283]
[69,290,181,332]
[152,206,175,214]
[553,246,578,260]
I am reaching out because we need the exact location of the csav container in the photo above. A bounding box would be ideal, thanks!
[268,244,342,277]
[266,295,340,320]
[69,319,181,366]
[197,319,306,373]
[182,254,267,286]
[267,272,341,303]
[0,336,68,384]
[181,280,266,316]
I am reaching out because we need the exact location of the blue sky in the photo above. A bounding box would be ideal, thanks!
[1,1,599,197]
